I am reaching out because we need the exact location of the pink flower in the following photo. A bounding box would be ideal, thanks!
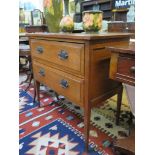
[43,0,52,8]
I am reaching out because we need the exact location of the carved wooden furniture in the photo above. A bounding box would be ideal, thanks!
[27,32,131,151]
[107,43,135,155]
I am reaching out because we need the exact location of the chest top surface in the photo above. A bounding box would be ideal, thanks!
[26,32,132,40]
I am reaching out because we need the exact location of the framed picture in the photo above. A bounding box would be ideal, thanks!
[31,9,43,25]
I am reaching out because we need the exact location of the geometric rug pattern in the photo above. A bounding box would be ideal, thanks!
[19,83,131,155]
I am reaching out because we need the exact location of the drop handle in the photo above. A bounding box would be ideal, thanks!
[58,50,68,60]
[39,68,45,76]
[36,46,44,54]
[130,66,135,73]
[60,79,69,88]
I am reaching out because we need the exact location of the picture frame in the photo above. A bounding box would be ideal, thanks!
[31,9,43,25]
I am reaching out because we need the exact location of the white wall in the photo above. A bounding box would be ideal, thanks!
[19,0,43,11]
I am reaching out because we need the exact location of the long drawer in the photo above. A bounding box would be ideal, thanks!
[33,61,84,106]
[116,55,135,85]
[31,39,84,74]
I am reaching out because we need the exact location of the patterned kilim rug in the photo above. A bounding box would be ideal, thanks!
[19,82,131,155]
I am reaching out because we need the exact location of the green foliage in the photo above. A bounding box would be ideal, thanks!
[44,0,63,32]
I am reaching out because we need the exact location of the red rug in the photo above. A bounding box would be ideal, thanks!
[19,84,115,155]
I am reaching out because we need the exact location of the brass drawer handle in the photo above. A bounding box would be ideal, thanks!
[58,50,68,60]
[60,79,69,88]
[130,66,135,73]
[36,46,44,54]
[39,68,45,76]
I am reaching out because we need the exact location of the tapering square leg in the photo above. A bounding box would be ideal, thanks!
[34,80,40,107]
[84,106,91,152]
[116,84,123,125]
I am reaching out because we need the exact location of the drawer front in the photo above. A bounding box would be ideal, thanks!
[33,61,84,106]
[31,39,84,74]
[116,56,135,84]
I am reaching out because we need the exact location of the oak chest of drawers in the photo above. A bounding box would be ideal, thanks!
[28,32,131,150]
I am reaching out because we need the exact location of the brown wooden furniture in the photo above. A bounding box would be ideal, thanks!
[27,32,132,151]
[25,25,48,33]
[31,9,44,25]
[108,43,135,86]
[108,21,135,32]
[24,9,48,33]
[107,43,135,155]
[108,22,135,39]
[112,8,128,21]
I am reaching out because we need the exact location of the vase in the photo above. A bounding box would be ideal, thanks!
[59,0,74,33]
[82,10,103,33]
[43,0,63,32]
[59,15,74,32]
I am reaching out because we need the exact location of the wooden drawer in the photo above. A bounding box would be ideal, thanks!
[31,39,84,74]
[33,61,84,106]
[116,55,135,85]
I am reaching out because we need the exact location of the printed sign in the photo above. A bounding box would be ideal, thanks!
[114,0,135,9]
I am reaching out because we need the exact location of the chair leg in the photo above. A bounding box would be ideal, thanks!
[34,80,40,107]
[116,84,123,125]
[129,112,134,135]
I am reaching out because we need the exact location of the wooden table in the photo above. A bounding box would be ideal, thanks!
[27,32,132,151]
[107,43,135,155]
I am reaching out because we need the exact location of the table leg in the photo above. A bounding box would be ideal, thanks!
[84,106,91,152]
[33,84,36,103]
[116,84,123,125]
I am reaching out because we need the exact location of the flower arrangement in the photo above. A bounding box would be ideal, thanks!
[59,15,74,32]
[82,11,103,33]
